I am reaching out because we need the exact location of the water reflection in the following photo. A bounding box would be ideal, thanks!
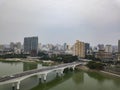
[112,79,120,87]
[86,71,120,88]
[0,61,120,90]
[23,62,38,71]
[31,73,73,90]
[72,71,84,84]
[86,71,106,83]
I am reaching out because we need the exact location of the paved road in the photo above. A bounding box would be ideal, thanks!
[0,62,81,83]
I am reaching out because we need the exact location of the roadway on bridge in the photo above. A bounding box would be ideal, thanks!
[0,62,81,83]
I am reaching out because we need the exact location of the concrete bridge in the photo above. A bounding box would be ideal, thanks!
[0,62,84,90]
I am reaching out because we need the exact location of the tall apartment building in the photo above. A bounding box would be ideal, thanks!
[63,43,67,51]
[73,40,85,58]
[105,45,112,53]
[24,36,38,56]
[85,43,90,55]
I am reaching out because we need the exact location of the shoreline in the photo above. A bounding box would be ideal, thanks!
[0,58,39,63]
[0,58,57,66]
[100,70,120,78]
[0,59,120,78]
[77,65,120,78]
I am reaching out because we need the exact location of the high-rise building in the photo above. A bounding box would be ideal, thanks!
[112,45,118,53]
[73,40,85,58]
[98,44,104,51]
[118,40,120,53]
[24,36,38,56]
[10,42,14,50]
[85,43,90,55]
[105,45,112,53]
[63,43,67,51]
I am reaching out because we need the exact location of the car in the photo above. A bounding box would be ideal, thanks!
[54,66,58,68]
[10,75,14,78]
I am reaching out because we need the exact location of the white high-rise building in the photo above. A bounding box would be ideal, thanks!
[105,45,112,53]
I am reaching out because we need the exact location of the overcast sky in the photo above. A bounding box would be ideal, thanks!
[0,0,120,46]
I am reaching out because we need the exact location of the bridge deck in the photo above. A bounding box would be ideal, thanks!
[0,62,81,83]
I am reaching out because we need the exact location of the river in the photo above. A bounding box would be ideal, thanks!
[0,61,120,90]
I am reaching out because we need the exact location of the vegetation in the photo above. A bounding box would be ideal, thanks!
[38,52,50,60]
[0,51,78,63]
[0,54,29,59]
[85,55,101,61]
[87,61,104,70]
[50,54,78,63]
[38,51,78,63]
[0,59,21,63]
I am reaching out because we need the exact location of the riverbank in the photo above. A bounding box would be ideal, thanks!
[0,58,37,63]
[0,58,58,66]
[76,65,89,71]
[100,71,120,78]
[77,65,120,78]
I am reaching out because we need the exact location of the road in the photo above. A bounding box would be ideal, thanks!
[0,62,81,83]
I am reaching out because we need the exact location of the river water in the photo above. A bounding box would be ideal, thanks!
[0,61,120,90]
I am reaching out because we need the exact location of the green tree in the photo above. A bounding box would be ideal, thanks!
[87,61,104,70]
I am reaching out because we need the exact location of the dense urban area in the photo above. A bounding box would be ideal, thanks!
[0,36,120,75]
[0,0,120,90]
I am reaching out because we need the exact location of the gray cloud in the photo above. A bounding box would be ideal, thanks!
[0,0,120,45]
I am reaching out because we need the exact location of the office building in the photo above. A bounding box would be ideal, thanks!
[63,43,67,51]
[85,43,90,55]
[24,36,38,56]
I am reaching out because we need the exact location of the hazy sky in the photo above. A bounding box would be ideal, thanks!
[0,0,120,45]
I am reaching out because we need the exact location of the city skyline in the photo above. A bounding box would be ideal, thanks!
[0,0,120,45]
[0,1,120,90]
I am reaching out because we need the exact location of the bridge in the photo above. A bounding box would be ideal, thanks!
[0,62,85,90]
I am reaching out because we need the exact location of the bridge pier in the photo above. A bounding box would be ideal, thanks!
[56,72,59,77]
[43,73,47,82]
[38,75,42,83]
[72,65,76,71]
[12,83,15,90]
[60,69,64,76]
[16,81,20,90]
[0,62,82,90]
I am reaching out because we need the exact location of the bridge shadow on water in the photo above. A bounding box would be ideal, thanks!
[31,70,84,90]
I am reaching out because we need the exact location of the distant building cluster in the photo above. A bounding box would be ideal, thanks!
[0,36,120,62]
[0,42,22,55]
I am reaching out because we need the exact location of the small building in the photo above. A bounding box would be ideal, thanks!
[95,50,113,61]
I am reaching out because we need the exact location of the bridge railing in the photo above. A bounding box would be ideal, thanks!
[0,62,81,83]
